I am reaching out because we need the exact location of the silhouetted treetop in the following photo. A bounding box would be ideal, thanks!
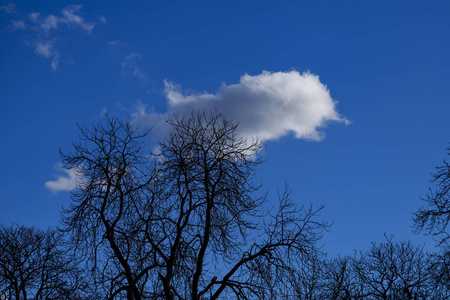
[59,111,328,299]
[414,145,450,247]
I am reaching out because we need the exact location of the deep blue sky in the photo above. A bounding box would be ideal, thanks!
[1,0,449,257]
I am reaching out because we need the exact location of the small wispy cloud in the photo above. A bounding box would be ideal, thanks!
[50,56,59,71]
[100,108,107,117]
[0,3,16,14]
[107,40,124,46]
[11,20,26,30]
[45,165,78,193]
[61,5,95,32]
[97,15,107,24]
[29,5,95,33]
[34,40,54,57]
[28,12,39,22]
[132,70,349,142]
[5,5,98,71]
[33,40,59,71]
[121,53,148,85]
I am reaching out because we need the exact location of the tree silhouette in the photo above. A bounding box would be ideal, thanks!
[322,255,360,300]
[60,118,155,299]
[0,224,88,299]
[414,145,450,247]
[353,237,433,299]
[60,111,328,299]
[318,237,445,300]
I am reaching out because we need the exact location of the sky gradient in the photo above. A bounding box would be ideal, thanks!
[1,0,450,257]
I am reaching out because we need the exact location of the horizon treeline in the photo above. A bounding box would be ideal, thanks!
[1,111,449,299]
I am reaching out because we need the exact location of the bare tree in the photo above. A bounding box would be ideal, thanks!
[414,145,450,247]
[322,255,363,300]
[0,224,88,300]
[60,111,328,299]
[60,118,156,299]
[287,251,325,300]
[352,236,433,299]
[426,250,450,299]
[142,112,329,299]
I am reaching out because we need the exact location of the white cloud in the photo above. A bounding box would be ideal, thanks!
[100,107,108,117]
[61,5,95,32]
[33,40,59,71]
[0,3,16,14]
[5,5,98,71]
[39,14,59,31]
[132,70,349,142]
[45,165,78,192]
[9,5,97,71]
[11,20,26,30]
[50,55,59,71]
[34,40,54,57]
[29,12,40,22]
[98,15,107,24]
[121,53,148,85]
[29,5,95,33]
[108,40,124,46]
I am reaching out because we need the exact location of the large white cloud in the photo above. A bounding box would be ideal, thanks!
[46,70,347,193]
[133,70,349,142]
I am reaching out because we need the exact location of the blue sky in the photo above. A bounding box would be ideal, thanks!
[1,0,449,257]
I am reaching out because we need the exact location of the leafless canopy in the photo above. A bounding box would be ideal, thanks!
[414,146,450,247]
[0,224,87,299]
[60,111,328,299]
